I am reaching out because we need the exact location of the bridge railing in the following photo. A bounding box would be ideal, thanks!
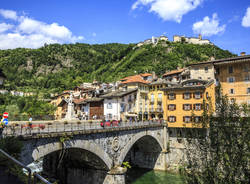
[0,149,52,184]
[3,120,164,137]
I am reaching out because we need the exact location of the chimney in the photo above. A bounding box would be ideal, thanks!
[240,52,246,56]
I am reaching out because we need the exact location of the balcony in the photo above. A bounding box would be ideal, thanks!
[157,98,162,103]
[150,99,154,104]
[156,108,163,112]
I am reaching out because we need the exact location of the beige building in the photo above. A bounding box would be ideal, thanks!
[119,73,153,120]
[188,62,216,81]
[188,54,250,105]
[173,34,212,45]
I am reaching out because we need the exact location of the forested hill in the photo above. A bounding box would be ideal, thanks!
[0,41,235,93]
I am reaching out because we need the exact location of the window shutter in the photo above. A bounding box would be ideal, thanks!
[201,93,203,98]
[190,104,192,110]
[174,105,176,110]
[174,116,176,122]
[183,104,185,110]
[193,104,196,110]
[183,116,185,122]
[183,93,185,99]
[174,94,176,99]
[168,116,169,121]
[168,105,169,110]
[201,104,203,110]
[193,93,195,98]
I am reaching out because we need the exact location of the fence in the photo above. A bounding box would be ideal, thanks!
[0,149,52,184]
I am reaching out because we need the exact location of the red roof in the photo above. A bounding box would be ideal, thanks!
[140,73,152,77]
[162,69,185,77]
[73,98,85,104]
[120,74,150,84]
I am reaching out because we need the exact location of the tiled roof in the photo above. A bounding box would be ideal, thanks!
[162,69,185,76]
[73,98,86,105]
[140,73,152,77]
[187,55,250,66]
[120,74,150,84]
[101,88,138,98]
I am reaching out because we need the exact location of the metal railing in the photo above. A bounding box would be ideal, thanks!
[2,120,164,137]
[0,149,52,184]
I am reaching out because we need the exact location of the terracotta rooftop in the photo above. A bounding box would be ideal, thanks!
[140,73,152,77]
[120,74,150,84]
[73,98,86,105]
[162,68,185,77]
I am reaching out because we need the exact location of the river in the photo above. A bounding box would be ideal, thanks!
[126,168,184,184]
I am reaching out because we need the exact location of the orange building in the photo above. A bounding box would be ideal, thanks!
[214,55,250,105]
[162,79,215,128]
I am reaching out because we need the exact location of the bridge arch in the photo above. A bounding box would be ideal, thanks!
[117,131,163,165]
[31,139,113,170]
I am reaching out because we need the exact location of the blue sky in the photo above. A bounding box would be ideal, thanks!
[0,0,250,55]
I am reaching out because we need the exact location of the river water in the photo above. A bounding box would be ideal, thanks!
[126,168,184,184]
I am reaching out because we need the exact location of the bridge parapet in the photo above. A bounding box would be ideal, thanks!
[3,121,165,138]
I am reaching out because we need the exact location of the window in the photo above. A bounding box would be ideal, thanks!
[158,93,162,102]
[183,116,192,123]
[183,104,192,111]
[107,113,112,119]
[194,92,202,99]
[183,92,191,99]
[194,104,202,111]
[168,93,176,100]
[168,104,176,111]
[229,89,235,94]
[229,66,233,73]
[206,92,209,99]
[198,77,202,79]
[247,88,250,94]
[122,97,125,102]
[151,94,154,102]
[168,116,176,122]
[193,116,202,123]
[120,104,125,112]
[216,68,220,75]
[244,75,250,81]
[228,77,235,83]
[107,103,112,109]
[205,67,208,73]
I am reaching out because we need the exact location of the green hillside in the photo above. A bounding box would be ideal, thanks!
[0,41,235,93]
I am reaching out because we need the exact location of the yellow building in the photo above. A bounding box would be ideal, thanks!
[119,73,153,120]
[50,91,71,120]
[162,79,215,128]
[148,79,167,120]
[214,55,250,105]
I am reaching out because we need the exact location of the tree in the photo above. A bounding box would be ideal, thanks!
[181,91,250,184]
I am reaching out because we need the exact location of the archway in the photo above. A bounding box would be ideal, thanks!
[117,133,163,184]
[43,148,109,184]
[27,139,113,184]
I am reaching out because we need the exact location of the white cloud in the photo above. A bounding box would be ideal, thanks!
[0,9,18,20]
[0,23,13,33]
[192,13,226,36]
[242,7,250,27]
[0,9,83,49]
[92,32,97,37]
[132,0,203,23]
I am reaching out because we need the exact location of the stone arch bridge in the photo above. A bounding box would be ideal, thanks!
[17,122,172,184]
